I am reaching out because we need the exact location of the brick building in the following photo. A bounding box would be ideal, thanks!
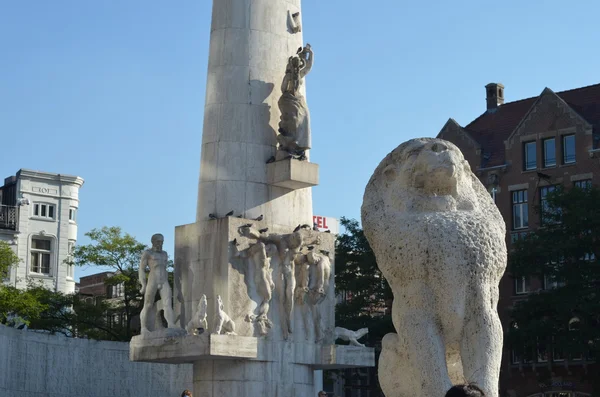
[438,82,600,397]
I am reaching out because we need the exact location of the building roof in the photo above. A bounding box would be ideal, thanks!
[463,83,600,168]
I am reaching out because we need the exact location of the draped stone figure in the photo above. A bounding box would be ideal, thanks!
[277,44,313,158]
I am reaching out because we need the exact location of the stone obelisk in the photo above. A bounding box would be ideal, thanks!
[197,0,314,228]
[130,1,374,396]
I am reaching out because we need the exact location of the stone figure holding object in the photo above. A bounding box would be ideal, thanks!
[362,138,506,397]
[139,233,178,334]
[277,44,313,158]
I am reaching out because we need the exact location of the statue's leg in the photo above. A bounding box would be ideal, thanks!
[140,282,158,334]
[460,288,502,397]
[159,283,177,328]
[383,302,451,397]
[275,270,288,339]
[283,270,295,334]
[214,317,224,335]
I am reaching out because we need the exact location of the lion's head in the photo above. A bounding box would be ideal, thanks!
[362,138,495,216]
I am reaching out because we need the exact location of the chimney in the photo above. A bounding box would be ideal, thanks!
[486,83,505,111]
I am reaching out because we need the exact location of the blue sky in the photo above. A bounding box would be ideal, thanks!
[2,1,599,280]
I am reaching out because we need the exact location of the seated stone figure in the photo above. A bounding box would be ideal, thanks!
[361,138,506,397]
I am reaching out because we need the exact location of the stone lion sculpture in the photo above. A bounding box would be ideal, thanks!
[361,138,506,397]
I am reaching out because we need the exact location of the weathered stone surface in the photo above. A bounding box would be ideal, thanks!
[361,138,506,397]
[267,157,319,189]
[0,325,191,397]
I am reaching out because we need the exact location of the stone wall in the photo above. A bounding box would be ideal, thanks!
[0,325,192,397]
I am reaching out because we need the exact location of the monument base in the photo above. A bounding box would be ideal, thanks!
[130,333,374,368]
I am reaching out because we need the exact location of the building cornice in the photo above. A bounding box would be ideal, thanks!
[17,169,84,187]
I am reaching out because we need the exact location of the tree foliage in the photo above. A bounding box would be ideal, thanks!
[509,186,600,366]
[70,226,147,340]
[335,217,393,346]
[0,240,19,280]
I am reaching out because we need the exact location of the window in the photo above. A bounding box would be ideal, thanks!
[537,340,549,363]
[515,276,530,294]
[69,208,77,222]
[30,238,52,275]
[563,135,576,164]
[543,274,565,289]
[543,138,556,167]
[512,190,529,230]
[33,203,55,220]
[524,142,537,170]
[107,283,124,299]
[540,185,559,224]
[553,336,565,361]
[510,231,529,243]
[574,179,592,190]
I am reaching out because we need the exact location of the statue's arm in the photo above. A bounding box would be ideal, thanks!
[299,46,313,78]
[281,73,290,94]
[139,251,148,294]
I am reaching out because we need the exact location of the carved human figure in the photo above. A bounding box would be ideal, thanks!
[294,253,310,305]
[361,138,506,397]
[335,327,369,347]
[307,250,332,342]
[186,294,208,335]
[277,44,313,157]
[139,233,177,334]
[246,242,277,335]
[213,295,236,335]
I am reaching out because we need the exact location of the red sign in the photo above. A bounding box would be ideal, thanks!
[313,215,328,229]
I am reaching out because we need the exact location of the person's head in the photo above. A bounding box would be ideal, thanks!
[445,384,485,397]
[181,390,192,397]
[151,234,164,251]
[318,391,327,397]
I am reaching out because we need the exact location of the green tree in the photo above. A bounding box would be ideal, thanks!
[335,217,393,341]
[509,185,600,388]
[331,217,393,396]
[0,240,19,280]
[70,226,147,340]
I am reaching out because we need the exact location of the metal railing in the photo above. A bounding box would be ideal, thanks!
[0,205,17,230]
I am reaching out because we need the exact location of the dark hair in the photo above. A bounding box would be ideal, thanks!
[181,390,192,397]
[445,384,485,397]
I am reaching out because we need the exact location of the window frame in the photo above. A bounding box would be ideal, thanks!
[562,135,576,164]
[543,138,557,168]
[512,190,529,230]
[574,179,591,190]
[30,237,52,276]
[524,141,537,170]
[32,203,56,220]
[68,207,77,223]
[540,185,558,225]
[515,276,530,295]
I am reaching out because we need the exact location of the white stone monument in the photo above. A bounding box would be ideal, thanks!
[129,1,374,395]
[361,138,507,397]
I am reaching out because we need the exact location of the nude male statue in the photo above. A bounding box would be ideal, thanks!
[139,233,177,334]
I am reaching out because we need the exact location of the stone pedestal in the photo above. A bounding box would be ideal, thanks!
[131,334,374,396]
[267,158,319,189]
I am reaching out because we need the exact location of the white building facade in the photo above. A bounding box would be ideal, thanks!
[0,169,84,294]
